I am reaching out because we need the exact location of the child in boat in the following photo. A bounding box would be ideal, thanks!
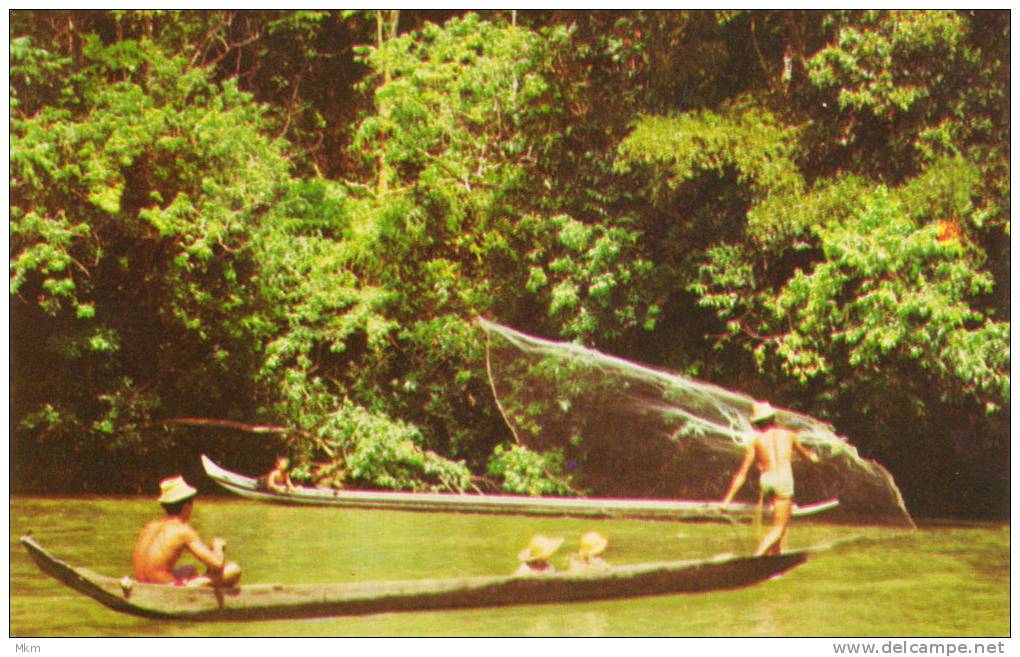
[132,476,243,588]
[515,535,564,576]
[262,455,295,493]
[567,531,610,573]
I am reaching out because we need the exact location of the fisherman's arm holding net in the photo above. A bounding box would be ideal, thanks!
[794,435,822,465]
[720,441,757,510]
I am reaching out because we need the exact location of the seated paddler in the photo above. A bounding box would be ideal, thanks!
[263,455,295,493]
[515,535,564,576]
[132,475,242,587]
[567,531,610,573]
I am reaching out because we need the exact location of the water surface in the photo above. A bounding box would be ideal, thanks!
[10,497,1008,636]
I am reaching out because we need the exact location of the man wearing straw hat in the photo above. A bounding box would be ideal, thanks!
[721,401,820,556]
[132,475,242,587]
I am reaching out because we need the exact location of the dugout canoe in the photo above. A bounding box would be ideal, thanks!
[21,534,810,621]
[202,455,839,521]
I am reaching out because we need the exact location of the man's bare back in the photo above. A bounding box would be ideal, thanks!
[136,475,241,587]
[132,516,225,584]
[752,427,797,474]
[721,403,820,555]
[133,517,189,583]
[724,425,815,505]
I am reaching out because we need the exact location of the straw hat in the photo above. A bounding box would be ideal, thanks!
[751,401,776,423]
[578,531,608,558]
[518,535,564,562]
[158,476,197,504]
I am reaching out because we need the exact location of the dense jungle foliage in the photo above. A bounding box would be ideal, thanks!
[10,10,1009,517]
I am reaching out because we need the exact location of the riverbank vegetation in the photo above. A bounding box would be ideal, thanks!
[10,10,1009,517]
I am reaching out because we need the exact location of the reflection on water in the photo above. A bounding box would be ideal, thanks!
[10,497,1009,637]
[749,599,786,636]
[520,610,609,637]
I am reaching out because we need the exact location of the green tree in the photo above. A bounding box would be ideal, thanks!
[8,11,1010,513]
[10,33,293,487]
[613,11,1008,502]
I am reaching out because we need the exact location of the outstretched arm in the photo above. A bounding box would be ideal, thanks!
[721,442,756,506]
[183,527,226,571]
[794,435,820,463]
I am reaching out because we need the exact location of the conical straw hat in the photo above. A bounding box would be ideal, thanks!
[518,535,564,562]
[578,531,608,558]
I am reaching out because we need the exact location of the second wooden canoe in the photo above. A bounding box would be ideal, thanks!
[202,455,839,521]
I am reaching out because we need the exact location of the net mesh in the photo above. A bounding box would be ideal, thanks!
[481,318,915,528]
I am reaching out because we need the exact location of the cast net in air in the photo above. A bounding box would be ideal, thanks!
[480,318,915,528]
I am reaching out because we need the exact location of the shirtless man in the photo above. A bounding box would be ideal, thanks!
[132,476,242,587]
[721,402,820,556]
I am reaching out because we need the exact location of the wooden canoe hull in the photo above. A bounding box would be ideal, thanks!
[21,535,809,622]
[201,455,839,521]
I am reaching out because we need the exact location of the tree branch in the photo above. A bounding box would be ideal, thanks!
[154,417,335,458]
[156,416,310,436]
[750,16,771,81]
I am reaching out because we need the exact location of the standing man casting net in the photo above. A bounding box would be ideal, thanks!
[722,402,820,555]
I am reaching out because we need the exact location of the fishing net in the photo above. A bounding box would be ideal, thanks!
[480,318,915,528]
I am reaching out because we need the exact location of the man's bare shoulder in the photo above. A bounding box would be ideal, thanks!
[760,426,798,444]
[148,516,199,541]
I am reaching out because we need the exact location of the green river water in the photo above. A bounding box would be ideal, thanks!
[9,497,1009,637]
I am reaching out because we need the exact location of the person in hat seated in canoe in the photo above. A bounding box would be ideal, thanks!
[132,476,242,588]
[515,535,564,576]
[721,401,820,556]
[261,455,295,493]
[567,531,610,573]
